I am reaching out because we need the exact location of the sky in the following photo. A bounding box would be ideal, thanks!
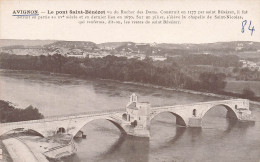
[0,0,260,44]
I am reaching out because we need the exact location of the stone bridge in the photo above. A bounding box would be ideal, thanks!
[0,94,254,138]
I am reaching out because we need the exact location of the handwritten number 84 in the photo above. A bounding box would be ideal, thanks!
[242,20,255,36]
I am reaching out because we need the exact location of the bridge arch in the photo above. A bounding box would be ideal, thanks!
[0,127,45,137]
[201,104,239,120]
[70,117,126,138]
[150,111,187,126]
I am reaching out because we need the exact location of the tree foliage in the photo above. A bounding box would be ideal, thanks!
[0,100,44,123]
[199,72,226,92]
[167,54,241,67]
[0,53,229,93]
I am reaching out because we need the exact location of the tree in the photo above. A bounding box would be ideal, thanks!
[0,100,44,123]
[241,88,255,99]
[199,72,226,92]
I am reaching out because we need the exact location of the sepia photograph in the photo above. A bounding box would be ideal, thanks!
[0,0,260,162]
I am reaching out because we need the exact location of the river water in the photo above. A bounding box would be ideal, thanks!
[0,70,260,162]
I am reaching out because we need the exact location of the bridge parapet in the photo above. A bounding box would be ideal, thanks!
[0,109,126,137]
[151,99,249,110]
[0,95,254,139]
[0,109,125,126]
[150,98,252,128]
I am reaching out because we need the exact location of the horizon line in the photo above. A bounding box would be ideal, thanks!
[0,39,260,45]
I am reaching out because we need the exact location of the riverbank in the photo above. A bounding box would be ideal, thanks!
[0,69,71,77]
[0,139,12,162]
[105,79,260,106]
[1,134,76,162]
[2,137,48,162]
[19,135,76,161]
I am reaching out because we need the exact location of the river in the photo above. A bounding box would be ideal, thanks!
[0,70,259,162]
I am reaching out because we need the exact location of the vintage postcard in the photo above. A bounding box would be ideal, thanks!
[0,0,259,162]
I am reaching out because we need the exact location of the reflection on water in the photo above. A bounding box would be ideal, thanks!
[66,135,150,162]
[187,128,202,144]
[62,122,150,162]
[100,135,150,162]
[1,71,260,162]
[168,127,187,144]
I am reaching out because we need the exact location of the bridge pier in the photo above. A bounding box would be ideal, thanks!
[123,93,151,138]
[236,109,254,122]
[188,118,202,127]
[124,125,150,138]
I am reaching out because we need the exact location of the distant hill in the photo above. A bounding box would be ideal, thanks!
[1,39,259,58]
[156,43,191,50]
[0,40,99,56]
[44,41,98,50]
[0,39,57,47]
[201,41,260,50]
[157,41,260,51]
[113,42,166,55]
[97,42,129,49]
[1,39,259,52]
